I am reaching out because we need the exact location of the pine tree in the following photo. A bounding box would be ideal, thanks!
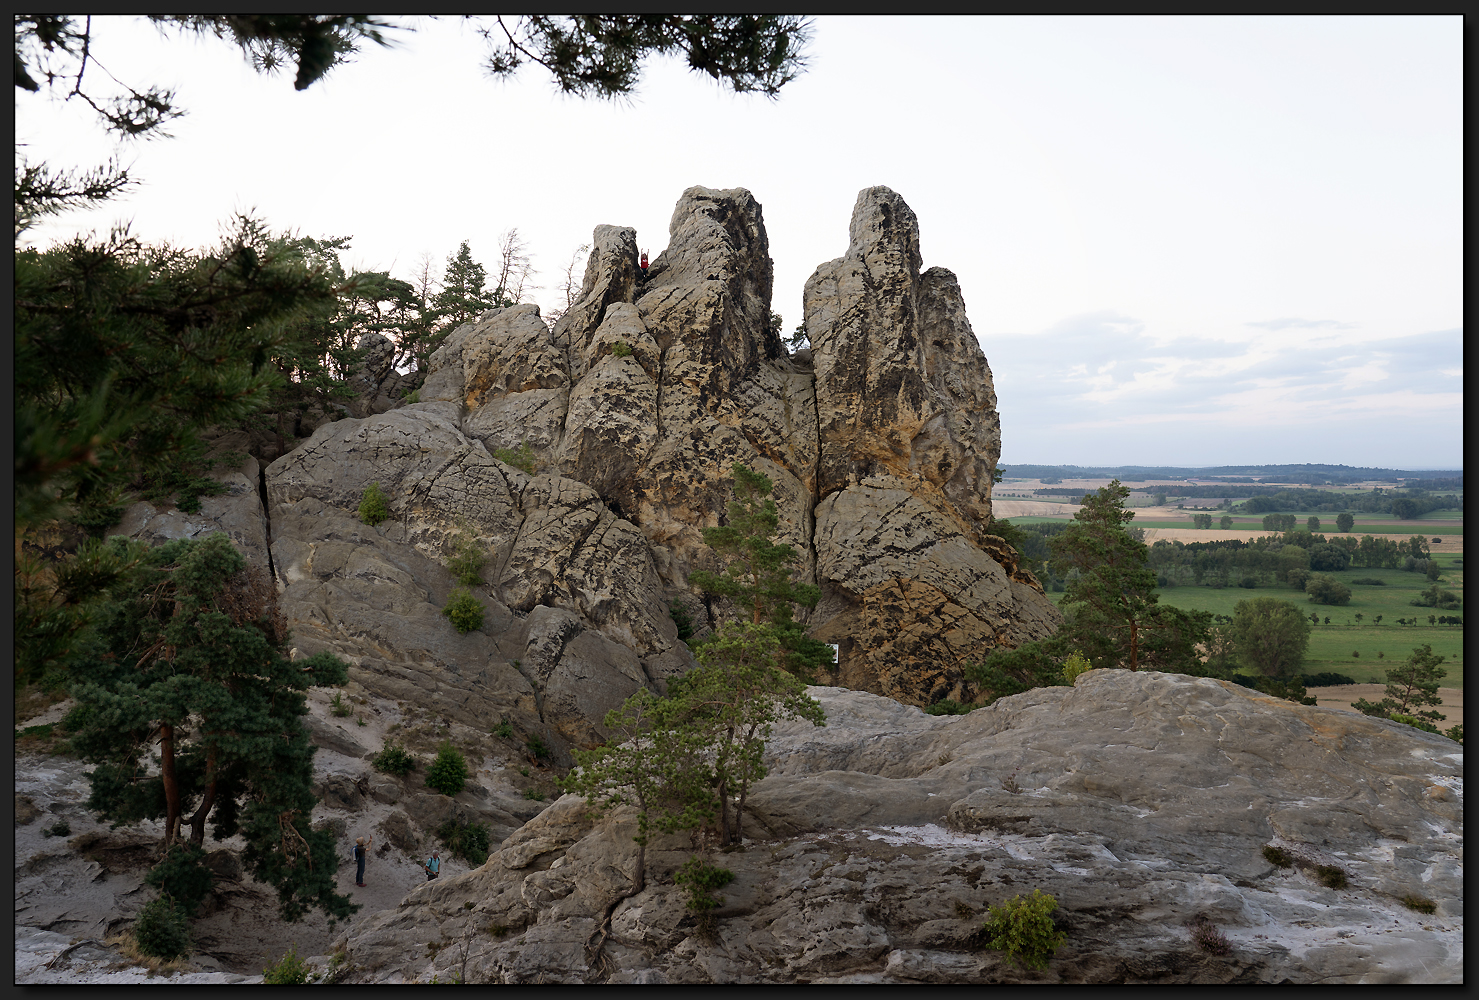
[688,463,834,680]
[1353,644,1448,725]
[433,241,502,331]
[1049,480,1209,672]
[63,533,357,923]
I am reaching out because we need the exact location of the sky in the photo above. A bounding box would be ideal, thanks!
[15,15,1462,470]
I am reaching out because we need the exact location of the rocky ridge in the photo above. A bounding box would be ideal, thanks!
[327,670,1464,984]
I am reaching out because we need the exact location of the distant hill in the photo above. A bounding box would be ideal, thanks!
[999,464,1462,486]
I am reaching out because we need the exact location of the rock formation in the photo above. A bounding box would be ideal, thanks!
[108,184,1060,853]
[327,671,1464,984]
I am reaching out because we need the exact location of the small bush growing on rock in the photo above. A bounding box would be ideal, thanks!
[981,889,1066,970]
[1313,864,1349,890]
[925,699,974,716]
[329,691,353,717]
[525,734,550,760]
[262,943,314,984]
[675,855,735,940]
[610,339,633,358]
[1390,712,1440,735]
[41,818,71,838]
[1443,723,1462,744]
[1401,894,1436,914]
[669,600,695,641]
[436,817,491,865]
[372,740,416,776]
[491,717,515,739]
[447,531,486,587]
[145,843,213,917]
[426,741,468,797]
[134,898,191,960]
[1262,845,1294,868]
[1059,650,1093,685]
[1188,915,1231,956]
[523,787,546,801]
[358,481,390,526]
[442,588,484,633]
[493,441,537,475]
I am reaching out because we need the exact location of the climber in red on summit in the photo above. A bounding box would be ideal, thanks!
[639,250,649,278]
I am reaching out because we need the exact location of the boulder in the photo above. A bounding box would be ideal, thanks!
[330,671,1464,984]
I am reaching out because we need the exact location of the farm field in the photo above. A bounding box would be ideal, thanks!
[1047,556,1464,687]
[994,502,1462,551]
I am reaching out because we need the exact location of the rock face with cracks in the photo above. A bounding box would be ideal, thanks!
[330,671,1463,984]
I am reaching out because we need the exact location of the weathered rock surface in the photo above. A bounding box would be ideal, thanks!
[330,671,1463,984]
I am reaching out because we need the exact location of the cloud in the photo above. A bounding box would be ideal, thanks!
[1245,317,1359,331]
[985,316,1463,465]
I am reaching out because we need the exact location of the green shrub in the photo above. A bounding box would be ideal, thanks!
[981,889,1066,970]
[493,441,537,475]
[523,787,546,801]
[330,692,353,717]
[134,898,191,960]
[1059,650,1093,685]
[358,481,390,526]
[262,943,314,984]
[1401,894,1436,914]
[447,532,486,587]
[372,740,416,776]
[1262,845,1293,868]
[1389,713,1440,735]
[1443,723,1462,744]
[442,588,485,633]
[610,340,633,358]
[1304,574,1351,606]
[1350,577,1386,586]
[436,818,491,865]
[145,844,213,917]
[1302,672,1356,687]
[69,501,126,538]
[491,717,515,739]
[669,601,695,641]
[426,741,468,797]
[1314,864,1349,889]
[525,734,550,760]
[675,855,735,939]
[41,819,71,838]
[403,388,420,404]
[924,699,975,716]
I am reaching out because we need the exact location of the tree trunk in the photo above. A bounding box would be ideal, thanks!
[188,746,219,847]
[716,777,731,845]
[1129,618,1139,671]
[160,723,180,846]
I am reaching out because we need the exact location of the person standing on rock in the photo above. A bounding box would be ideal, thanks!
[422,849,441,882]
[354,835,372,887]
[639,250,649,280]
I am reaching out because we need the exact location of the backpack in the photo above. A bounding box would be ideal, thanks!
[351,844,360,862]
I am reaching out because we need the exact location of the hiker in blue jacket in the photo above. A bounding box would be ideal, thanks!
[353,835,373,887]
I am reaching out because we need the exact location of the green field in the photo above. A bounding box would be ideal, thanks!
[1048,554,1465,687]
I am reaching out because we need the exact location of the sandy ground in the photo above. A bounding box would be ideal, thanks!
[1306,685,1463,731]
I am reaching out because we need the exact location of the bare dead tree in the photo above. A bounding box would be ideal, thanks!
[492,227,537,304]
[544,242,590,328]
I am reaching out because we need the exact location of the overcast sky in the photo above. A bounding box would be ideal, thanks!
[15,15,1462,470]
